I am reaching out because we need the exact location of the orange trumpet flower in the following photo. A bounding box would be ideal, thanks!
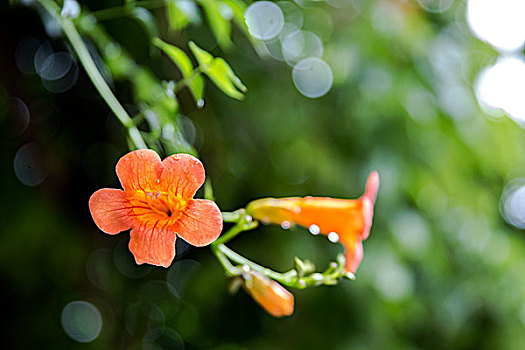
[246,171,379,273]
[242,270,294,317]
[89,149,223,268]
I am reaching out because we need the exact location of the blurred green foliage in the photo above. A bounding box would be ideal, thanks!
[2,0,525,349]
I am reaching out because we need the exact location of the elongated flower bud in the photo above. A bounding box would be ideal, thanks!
[246,172,379,273]
[242,271,294,317]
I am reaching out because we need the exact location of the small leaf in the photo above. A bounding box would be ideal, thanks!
[188,41,214,66]
[161,123,197,156]
[154,38,204,104]
[221,0,248,34]
[214,58,247,92]
[189,41,247,100]
[205,58,246,99]
[131,7,159,41]
[197,0,233,50]
[204,178,214,201]
[294,257,315,277]
[154,38,193,76]
[166,0,190,31]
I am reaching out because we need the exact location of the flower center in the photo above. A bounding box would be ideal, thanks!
[132,190,187,222]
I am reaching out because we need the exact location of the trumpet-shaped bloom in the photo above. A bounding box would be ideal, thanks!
[89,149,223,268]
[242,270,294,317]
[246,171,379,273]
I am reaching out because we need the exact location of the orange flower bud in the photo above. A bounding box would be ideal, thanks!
[242,271,294,317]
[246,172,379,273]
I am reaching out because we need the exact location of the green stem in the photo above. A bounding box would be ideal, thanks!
[210,214,299,285]
[37,0,147,149]
[217,244,298,285]
[213,221,246,245]
[221,210,243,223]
[211,245,242,277]
[173,68,203,94]
[212,209,353,289]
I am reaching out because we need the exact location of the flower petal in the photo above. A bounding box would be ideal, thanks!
[171,199,223,246]
[360,197,374,240]
[364,171,379,204]
[129,222,177,267]
[160,153,205,199]
[342,238,364,273]
[116,149,163,191]
[89,189,133,234]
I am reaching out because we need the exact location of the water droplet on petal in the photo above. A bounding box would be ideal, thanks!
[293,206,301,213]
[309,224,320,235]
[242,265,250,273]
[197,99,204,108]
[328,232,339,243]
[298,279,306,287]
[330,262,338,269]
[245,215,253,222]
[281,221,291,229]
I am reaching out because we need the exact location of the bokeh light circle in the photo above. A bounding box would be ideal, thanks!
[282,30,323,65]
[500,179,525,229]
[475,56,525,123]
[9,97,30,136]
[245,1,285,41]
[61,301,102,343]
[39,52,73,81]
[167,260,201,298]
[374,256,414,302]
[34,41,54,76]
[467,0,525,51]
[292,57,333,98]
[14,143,47,186]
[417,0,453,13]
[278,1,303,28]
[15,37,40,74]
[114,237,152,279]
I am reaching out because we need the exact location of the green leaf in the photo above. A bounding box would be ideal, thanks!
[161,123,197,156]
[188,41,214,66]
[197,0,233,50]
[154,38,193,76]
[221,0,248,34]
[166,0,190,31]
[189,41,247,100]
[131,7,159,41]
[207,58,246,99]
[154,38,204,105]
[294,257,316,277]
